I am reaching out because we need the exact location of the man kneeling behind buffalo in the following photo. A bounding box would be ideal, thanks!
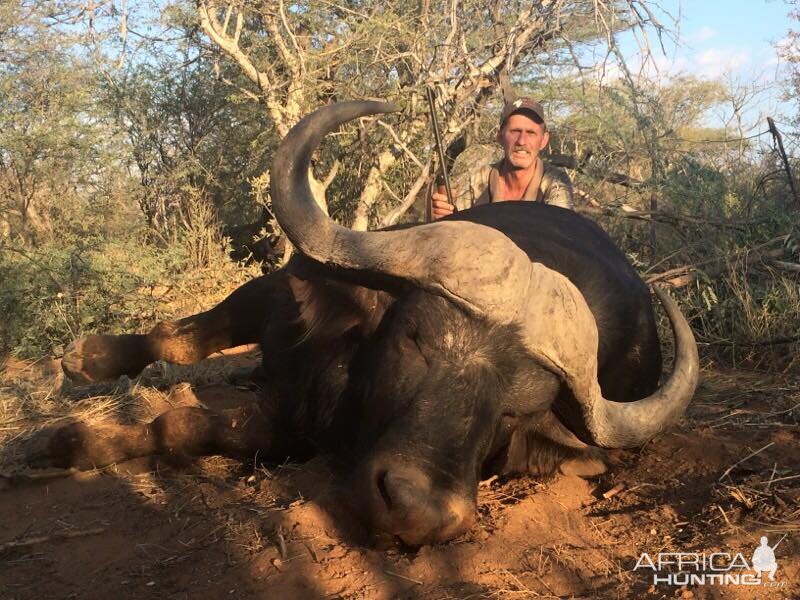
[431,98,574,219]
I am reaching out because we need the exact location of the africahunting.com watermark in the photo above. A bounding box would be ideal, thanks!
[634,535,788,588]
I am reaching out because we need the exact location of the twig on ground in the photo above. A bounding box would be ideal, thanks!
[274,525,287,559]
[384,570,422,585]
[480,475,499,488]
[533,572,559,597]
[717,505,733,530]
[719,441,774,481]
[766,463,778,491]
[602,483,626,500]
[763,402,800,418]
[0,527,105,552]
[755,473,800,487]
[0,468,78,487]
[583,482,628,507]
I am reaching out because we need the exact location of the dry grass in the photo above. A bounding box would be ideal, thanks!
[0,356,128,467]
[695,262,800,371]
[675,369,800,548]
[0,348,259,471]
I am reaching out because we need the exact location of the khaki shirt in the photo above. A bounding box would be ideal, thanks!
[452,159,574,211]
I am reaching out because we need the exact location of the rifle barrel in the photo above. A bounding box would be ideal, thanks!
[426,86,454,208]
[771,533,787,551]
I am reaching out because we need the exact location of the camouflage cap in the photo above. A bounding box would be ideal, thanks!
[500,98,546,126]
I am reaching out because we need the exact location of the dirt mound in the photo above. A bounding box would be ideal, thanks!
[1,358,798,599]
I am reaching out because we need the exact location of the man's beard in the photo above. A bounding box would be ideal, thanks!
[507,150,535,169]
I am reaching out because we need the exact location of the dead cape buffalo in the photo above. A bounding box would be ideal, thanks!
[28,101,699,547]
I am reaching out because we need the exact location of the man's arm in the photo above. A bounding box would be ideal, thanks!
[541,166,574,210]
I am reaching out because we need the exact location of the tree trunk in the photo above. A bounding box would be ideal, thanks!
[351,149,397,231]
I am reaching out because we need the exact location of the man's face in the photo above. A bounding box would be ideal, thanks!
[498,113,549,171]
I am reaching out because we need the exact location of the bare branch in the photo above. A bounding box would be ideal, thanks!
[263,10,299,80]
[645,240,786,288]
[377,120,424,168]
[197,2,271,93]
[233,9,243,45]
[279,0,306,77]
[379,160,434,228]
[222,3,233,35]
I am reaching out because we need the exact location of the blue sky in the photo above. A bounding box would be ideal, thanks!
[656,0,789,79]
[611,0,795,131]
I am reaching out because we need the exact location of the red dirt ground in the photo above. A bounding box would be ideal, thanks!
[0,354,798,599]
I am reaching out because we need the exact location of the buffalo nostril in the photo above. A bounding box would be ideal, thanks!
[375,469,429,518]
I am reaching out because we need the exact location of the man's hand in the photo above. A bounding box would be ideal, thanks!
[431,188,455,220]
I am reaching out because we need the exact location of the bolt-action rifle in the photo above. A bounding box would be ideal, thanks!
[426,86,455,221]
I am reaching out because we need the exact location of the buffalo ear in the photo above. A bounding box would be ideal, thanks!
[500,425,568,478]
[287,275,389,340]
[497,412,608,479]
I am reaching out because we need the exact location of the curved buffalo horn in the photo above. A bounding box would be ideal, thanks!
[270,100,535,318]
[546,285,700,448]
[271,101,699,448]
[510,269,699,448]
[588,285,698,447]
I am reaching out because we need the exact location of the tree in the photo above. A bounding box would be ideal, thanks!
[782,0,800,123]
[186,1,663,231]
[100,53,273,233]
[0,2,107,245]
